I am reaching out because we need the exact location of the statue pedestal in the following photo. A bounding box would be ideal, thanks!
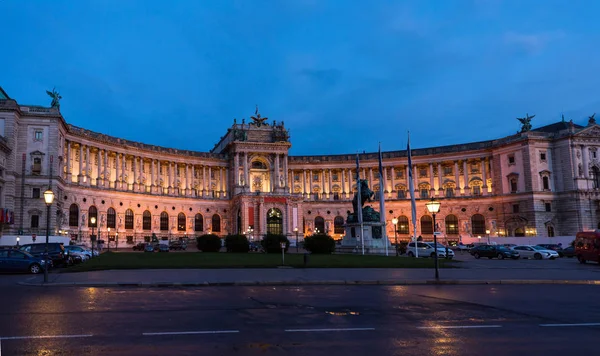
[341,221,391,254]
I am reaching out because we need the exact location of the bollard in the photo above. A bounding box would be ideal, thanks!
[303,253,309,267]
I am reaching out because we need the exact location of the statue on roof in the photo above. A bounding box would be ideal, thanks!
[250,105,268,127]
[46,87,62,110]
[517,113,535,133]
[589,113,596,125]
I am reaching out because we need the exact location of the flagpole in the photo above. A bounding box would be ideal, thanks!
[356,153,364,255]
[407,132,419,258]
[378,143,388,256]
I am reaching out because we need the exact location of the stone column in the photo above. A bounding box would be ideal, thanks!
[208,166,212,196]
[488,157,494,194]
[151,160,156,192]
[429,163,435,196]
[191,165,196,196]
[437,162,443,195]
[303,169,307,197]
[66,141,72,182]
[234,153,239,186]
[274,154,280,189]
[96,149,102,187]
[328,169,333,199]
[243,152,249,188]
[78,143,84,183]
[132,156,138,191]
[202,165,207,196]
[389,167,395,196]
[86,145,91,183]
[463,160,470,196]
[157,160,161,192]
[220,167,225,197]
[123,154,128,190]
[454,161,460,196]
[481,157,488,195]
[283,154,289,190]
[104,150,109,188]
[341,168,346,197]
[583,145,590,178]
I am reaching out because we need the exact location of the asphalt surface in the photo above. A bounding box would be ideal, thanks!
[0,284,598,355]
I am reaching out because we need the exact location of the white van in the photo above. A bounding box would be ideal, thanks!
[406,242,454,259]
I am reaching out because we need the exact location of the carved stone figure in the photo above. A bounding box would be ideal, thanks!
[250,105,268,127]
[46,87,62,109]
[589,113,596,125]
[517,113,535,133]
[347,180,378,223]
[579,163,583,176]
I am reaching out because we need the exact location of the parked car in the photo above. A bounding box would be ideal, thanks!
[562,245,575,258]
[511,245,559,260]
[249,241,263,252]
[19,243,72,267]
[470,245,520,259]
[158,244,169,252]
[450,243,469,252]
[64,245,92,261]
[132,243,146,251]
[168,241,187,251]
[406,242,454,259]
[537,244,564,257]
[0,248,49,274]
[144,244,155,253]
[574,231,600,264]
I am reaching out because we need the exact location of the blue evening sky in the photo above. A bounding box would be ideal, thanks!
[1,0,599,155]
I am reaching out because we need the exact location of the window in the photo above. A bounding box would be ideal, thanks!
[594,167,600,189]
[420,215,433,235]
[160,212,169,231]
[540,151,547,162]
[397,190,406,199]
[126,236,134,244]
[178,213,186,231]
[443,166,453,176]
[313,174,319,182]
[88,206,98,227]
[419,189,429,199]
[125,209,134,229]
[34,130,43,141]
[333,193,340,200]
[419,168,427,178]
[547,226,555,237]
[512,204,519,213]
[107,208,116,229]
[266,208,283,235]
[445,215,459,235]
[470,162,480,174]
[395,169,404,179]
[445,188,454,198]
[313,192,320,200]
[472,186,481,196]
[510,178,518,193]
[334,216,345,234]
[542,176,550,190]
[397,216,409,234]
[314,216,325,234]
[471,214,486,235]
[143,210,151,230]
[69,204,79,227]
[195,214,203,232]
[332,172,339,181]
[294,174,300,182]
[32,188,40,199]
[30,215,39,228]
[545,203,552,212]
[212,214,221,233]
[508,155,515,165]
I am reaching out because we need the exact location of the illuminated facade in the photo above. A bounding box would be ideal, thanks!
[1,86,599,246]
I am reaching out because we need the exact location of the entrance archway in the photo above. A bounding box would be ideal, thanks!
[267,208,283,235]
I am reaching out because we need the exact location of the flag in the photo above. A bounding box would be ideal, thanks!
[407,133,418,254]
[378,143,388,255]
[355,153,363,226]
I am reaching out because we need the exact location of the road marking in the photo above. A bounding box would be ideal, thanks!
[417,325,502,330]
[0,334,93,341]
[142,330,239,336]
[284,328,375,332]
[539,323,600,327]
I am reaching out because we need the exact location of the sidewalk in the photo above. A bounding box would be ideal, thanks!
[18,267,600,287]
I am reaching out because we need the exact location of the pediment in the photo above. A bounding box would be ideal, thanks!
[29,150,45,156]
[575,125,600,138]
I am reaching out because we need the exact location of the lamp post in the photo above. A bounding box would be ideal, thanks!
[43,188,55,283]
[90,216,97,258]
[486,229,490,244]
[294,227,299,253]
[425,197,441,280]
[116,232,119,250]
[280,241,286,266]
[16,237,20,247]
[107,227,110,252]
[392,218,398,257]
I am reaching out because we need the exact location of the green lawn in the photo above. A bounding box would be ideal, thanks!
[67,252,458,272]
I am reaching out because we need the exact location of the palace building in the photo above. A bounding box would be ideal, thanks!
[1,86,599,246]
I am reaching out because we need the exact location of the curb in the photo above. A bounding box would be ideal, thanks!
[16,279,600,288]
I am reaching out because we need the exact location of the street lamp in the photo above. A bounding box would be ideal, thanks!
[107,227,111,252]
[392,218,398,257]
[115,232,119,250]
[280,241,286,265]
[43,188,55,283]
[16,237,20,247]
[91,216,97,258]
[294,227,299,253]
[425,197,441,280]
[486,229,491,244]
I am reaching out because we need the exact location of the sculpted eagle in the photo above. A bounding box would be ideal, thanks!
[250,105,268,127]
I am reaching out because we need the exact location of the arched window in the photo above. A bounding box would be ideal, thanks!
[314,216,325,234]
[212,214,221,233]
[195,214,203,232]
[160,212,169,231]
[445,215,459,235]
[178,213,186,231]
[471,214,486,235]
[69,204,79,227]
[420,215,433,235]
[593,167,600,189]
[125,209,134,229]
[397,216,409,234]
[107,208,116,229]
[334,216,345,234]
[88,206,98,227]
[142,210,151,230]
[267,208,283,235]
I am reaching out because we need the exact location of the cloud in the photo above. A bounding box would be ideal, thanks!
[503,30,566,54]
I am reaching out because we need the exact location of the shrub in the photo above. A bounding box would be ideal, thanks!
[225,234,250,253]
[196,234,222,252]
[304,233,336,254]
[397,242,408,255]
[261,234,289,253]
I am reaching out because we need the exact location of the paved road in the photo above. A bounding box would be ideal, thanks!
[0,285,598,355]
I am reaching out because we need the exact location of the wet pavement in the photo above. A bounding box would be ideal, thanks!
[0,284,598,355]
